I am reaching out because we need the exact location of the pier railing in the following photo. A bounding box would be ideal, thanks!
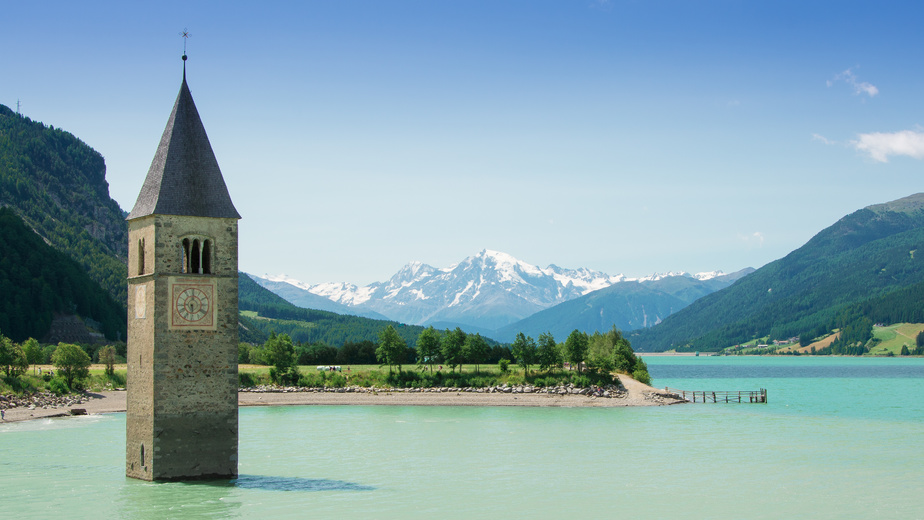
[665,388,767,404]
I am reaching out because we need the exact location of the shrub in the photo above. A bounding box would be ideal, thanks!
[325,372,347,388]
[632,368,652,386]
[48,377,70,395]
[297,371,324,388]
[239,372,259,387]
[505,374,525,386]
[498,359,510,374]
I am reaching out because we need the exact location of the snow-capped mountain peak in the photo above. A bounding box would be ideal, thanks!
[692,270,726,281]
[254,251,731,332]
[263,273,314,291]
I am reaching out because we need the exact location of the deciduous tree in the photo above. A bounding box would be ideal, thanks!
[265,332,299,384]
[0,333,28,377]
[98,345,117,376]
[416,326,441,373]
[440,328,465,372]
[511,332,537,376]
[565,329,588,372]
[377,325,407,373]
[22,338,43,374]
[463,333,490,373]
[52,343,91,389]
[537,332,560,372]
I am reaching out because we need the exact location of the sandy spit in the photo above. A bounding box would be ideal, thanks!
[1,375,684,424]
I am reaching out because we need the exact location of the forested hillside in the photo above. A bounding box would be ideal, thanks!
[497,269,752,342]
[0,207,125,342]
[0,104,128,303]
[631,193,924,352]
[239,274,426,347]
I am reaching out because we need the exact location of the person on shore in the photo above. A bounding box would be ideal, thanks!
[1,409,5,421]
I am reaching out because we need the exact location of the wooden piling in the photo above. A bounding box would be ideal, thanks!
[666,387,767,404]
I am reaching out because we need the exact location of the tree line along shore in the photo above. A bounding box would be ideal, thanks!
[1,325,651,399]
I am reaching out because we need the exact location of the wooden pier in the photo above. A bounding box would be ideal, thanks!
[665,387,767,404]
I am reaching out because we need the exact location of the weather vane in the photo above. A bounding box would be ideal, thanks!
[180,28,190,60]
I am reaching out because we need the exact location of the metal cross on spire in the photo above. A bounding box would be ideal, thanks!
[180,28,190,54]
[180,28,190,75]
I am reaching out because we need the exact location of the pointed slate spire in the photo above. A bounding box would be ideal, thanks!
[128,58,241,220]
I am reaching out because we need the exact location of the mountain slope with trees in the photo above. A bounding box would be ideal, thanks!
[630,193,924,352]
[0,207,125,342]
[0,104,128,303]
[497,269,753,342]
[239,273,426,348]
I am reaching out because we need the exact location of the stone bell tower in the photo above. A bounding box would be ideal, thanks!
[125,54,241,481]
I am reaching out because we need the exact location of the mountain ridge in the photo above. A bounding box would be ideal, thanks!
[629,193,924,352]
[253,249,739,336]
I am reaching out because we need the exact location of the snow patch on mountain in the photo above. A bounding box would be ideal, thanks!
[256,250,730,331]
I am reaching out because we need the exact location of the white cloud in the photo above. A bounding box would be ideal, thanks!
[739,232,764,247]
[812,133,835,145]
[852,130,924,162]
[828,68,879,97]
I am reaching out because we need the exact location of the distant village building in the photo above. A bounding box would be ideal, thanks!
[125,55,241,481]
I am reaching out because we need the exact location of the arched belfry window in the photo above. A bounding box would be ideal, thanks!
[138,238,145,276]
[202,240,212,274]
[191,239,201,273]
[181,235,214,274]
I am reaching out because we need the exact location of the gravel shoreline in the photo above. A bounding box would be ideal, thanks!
[0,375,685,424]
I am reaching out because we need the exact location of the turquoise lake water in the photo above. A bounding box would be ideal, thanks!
[2,356,923,519]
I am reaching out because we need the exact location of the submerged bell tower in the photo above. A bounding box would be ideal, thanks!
[125,54,241,480]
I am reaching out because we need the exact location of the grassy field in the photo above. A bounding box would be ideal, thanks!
[868,323,924,355]
[723,322,924,356]
[0,364,126,394]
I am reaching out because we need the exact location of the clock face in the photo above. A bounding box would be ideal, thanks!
[176,287,210,321]
[170,281,216,329]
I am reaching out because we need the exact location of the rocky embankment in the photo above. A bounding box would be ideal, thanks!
[1,377,686,423]
[0,392,94,413]
[240,382,629,398]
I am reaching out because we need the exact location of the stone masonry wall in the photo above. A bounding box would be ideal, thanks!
[126,214,239,480]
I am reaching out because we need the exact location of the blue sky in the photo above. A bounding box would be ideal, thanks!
[5,1,924,285]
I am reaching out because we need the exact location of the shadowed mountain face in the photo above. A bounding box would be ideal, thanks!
[629,193,924,352]
[0,104,128,304]
[0,207,125,342]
